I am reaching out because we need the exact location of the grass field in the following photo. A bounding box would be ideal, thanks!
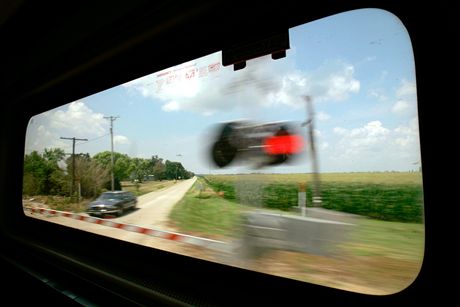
[205,172,423,184]
[172,172,424,235]
[168,173,425,294]
[169,179,243,238]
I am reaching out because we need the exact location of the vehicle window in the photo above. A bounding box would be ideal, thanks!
[99,193,121,200]
[22,8,424,295]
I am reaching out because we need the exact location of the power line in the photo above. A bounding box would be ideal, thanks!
[75,133,110,147]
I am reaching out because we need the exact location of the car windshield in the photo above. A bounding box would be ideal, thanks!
[98,193,123,200]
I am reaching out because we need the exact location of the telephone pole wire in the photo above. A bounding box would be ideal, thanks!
[60,136,88,200]
[104,116,119,191]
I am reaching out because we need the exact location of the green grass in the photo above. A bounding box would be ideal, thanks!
[169,175,424,294]
[345,218,424,261]
[170,177,425,253]
[169,179,243,237]
[171,175,425,260]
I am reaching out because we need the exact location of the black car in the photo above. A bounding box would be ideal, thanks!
[87,191,137,217]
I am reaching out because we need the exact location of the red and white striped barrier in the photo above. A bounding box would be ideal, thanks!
[24,206,231,253]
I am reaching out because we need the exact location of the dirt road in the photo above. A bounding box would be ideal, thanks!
[114,177,196,229]
[24,177,225,261]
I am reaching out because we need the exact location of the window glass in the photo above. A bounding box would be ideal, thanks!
[23,8,424,295]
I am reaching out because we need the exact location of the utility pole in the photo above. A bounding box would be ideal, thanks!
[303,96,322,207]
[60,137,88,200]
[176,154,182,181]
[104,116,119,191]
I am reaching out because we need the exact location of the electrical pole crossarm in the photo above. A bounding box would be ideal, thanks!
[60,137,88,141]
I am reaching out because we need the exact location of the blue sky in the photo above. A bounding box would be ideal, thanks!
[25,8,421,174]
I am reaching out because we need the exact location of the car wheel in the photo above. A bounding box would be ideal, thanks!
[117,208,124,217]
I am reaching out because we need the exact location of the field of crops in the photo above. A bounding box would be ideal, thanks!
[170,173,425,294]
[203,172,424,223]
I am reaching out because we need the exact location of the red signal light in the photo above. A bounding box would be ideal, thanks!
[263,134,304,155]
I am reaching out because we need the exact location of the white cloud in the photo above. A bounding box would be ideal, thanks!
[394,117,419,147]
[396,79,416,98]
[266,62,360,108]
[162,101,180,112]
[327,121,391,171]
[392,99,411,114]
[36,125,55,145]
[123,52,360,115]
[330,121,390,168]
[25,100,108,154]
[334,121,389,148]
[392,79,417,115]
[324,119,421,172]
[25,122,66,153]
[323,65,360,100]
[114,135,130,145]
[49,100,106,136]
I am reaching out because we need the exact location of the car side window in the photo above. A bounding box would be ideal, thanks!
[22,8,423,295]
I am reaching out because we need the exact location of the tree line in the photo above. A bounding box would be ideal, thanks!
[23,148,194,198]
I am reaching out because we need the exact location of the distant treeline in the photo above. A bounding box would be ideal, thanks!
[23,148,193,198]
